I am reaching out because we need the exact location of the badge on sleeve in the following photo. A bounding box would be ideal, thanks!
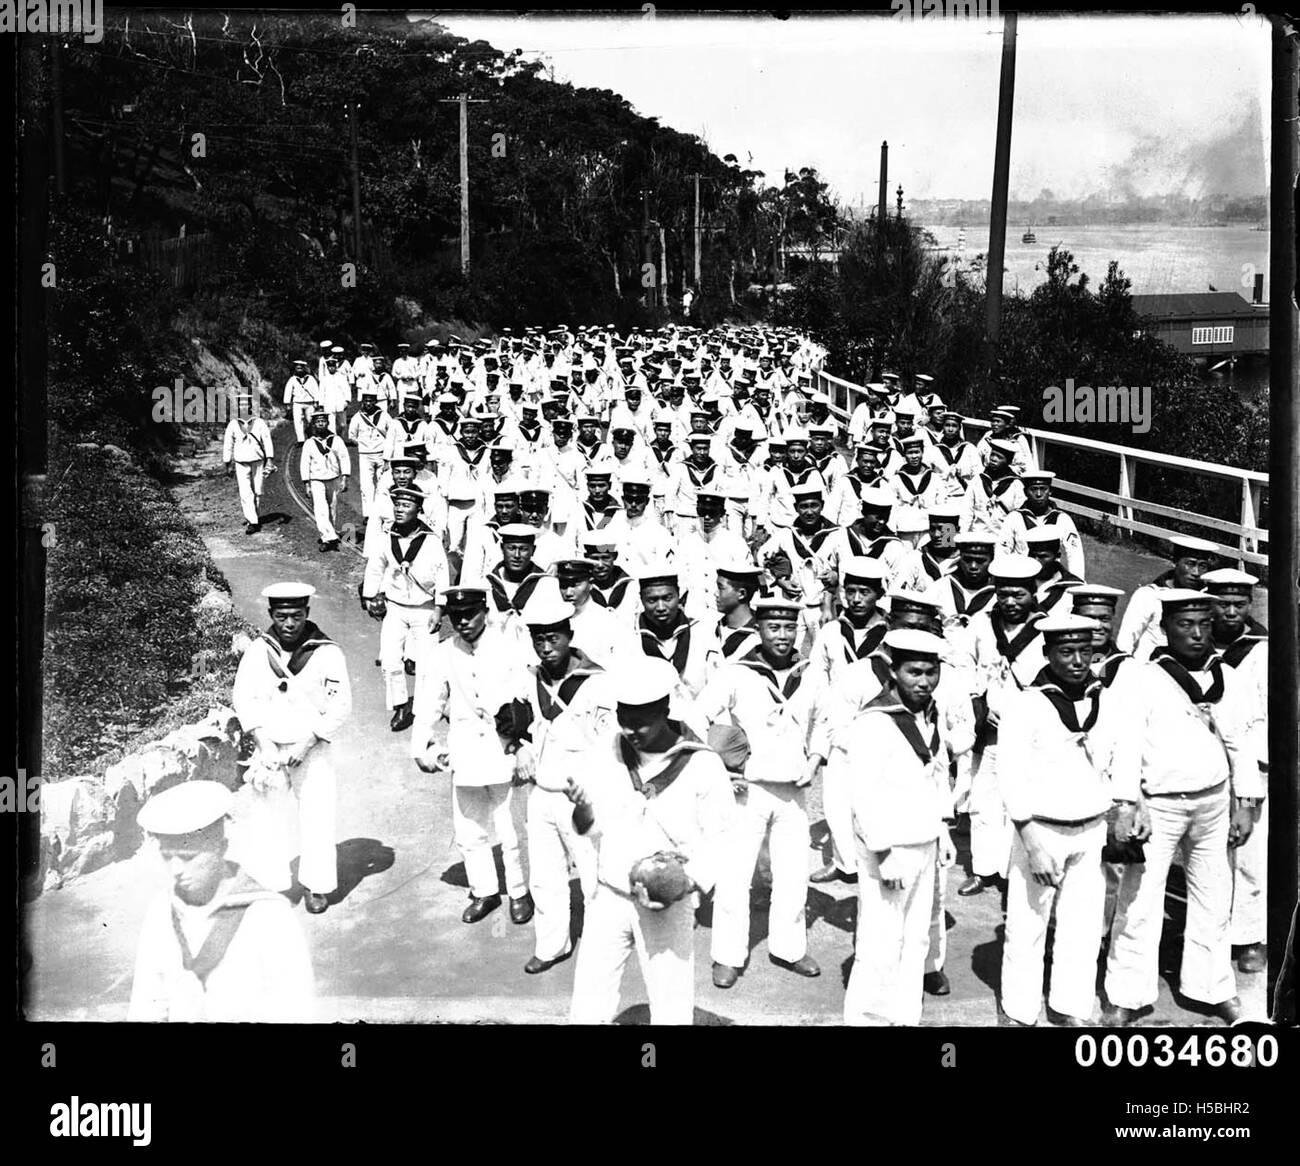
[324,679,341,698]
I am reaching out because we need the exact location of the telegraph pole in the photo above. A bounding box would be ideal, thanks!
[439,94,487,277]
[347,102,362,261]
[1267,11,1299,1022]
[984,12,1018,367]
[50,38,66,197]
[877,141,888,223]
[692,172,701,287]
[641,186,652,307]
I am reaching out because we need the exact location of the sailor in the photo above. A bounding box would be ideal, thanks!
[1066,583,1131,686]
[754,481,845,646]
[998,613,1122,1026]
[1025,526,1085,616]
[554,556,639,671]
[461,479,522,582]
[999,470,1085,578]
[956,553,1047,898]
[484,523,551,635]
[361,483,450,732]
[841,485,925,593]
[915,504,962,583]
[693,596,824,989]
[438,415,492,557]
[231,583,352,914]
[583,530,640,624]
[283,358,327,443]
[411,585,534,927]
[1202,568,1269,976]
[426,393,462,456]
[581,468,625,532]
[635,560,718,702]
[828,441,887,527]
[391,342,421,411]
[348,390,394,518]
[320,346,353,437]
[509,588,615,973]
[1102,589,1262,1026]
[1115,533,1219,661]
[675,489,752,624]
[386,393,433,461]
[888,435,945,548]
[128,780,315,1022]
[298,410,351,552]
[222,394,276,534]
[960,438,1024,536]
[713,559,764,662]
[566,657,736,1025]
[518,486,577,570]
[977,407,1036,475]
[841,629,961,1025]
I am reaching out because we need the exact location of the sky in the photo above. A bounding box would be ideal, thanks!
[424,10,1271,206]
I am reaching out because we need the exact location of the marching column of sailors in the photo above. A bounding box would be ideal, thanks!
[214,323,1267,1027]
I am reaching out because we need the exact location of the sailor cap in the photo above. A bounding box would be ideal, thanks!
[137,781,233,839]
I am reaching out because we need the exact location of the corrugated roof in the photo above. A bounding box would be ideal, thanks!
[1131,292,1263,319]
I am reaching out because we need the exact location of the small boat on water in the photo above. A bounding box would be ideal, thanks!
[1021,226,1037,244]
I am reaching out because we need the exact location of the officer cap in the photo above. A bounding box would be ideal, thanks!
[519,486,551,501]
[441,584,489,609]
[696,489,728,511]
[753,597,801,621]
[262,582,316,605]
[620,472,652,491]
[1038,613,1099,642]
[989,554,1041,583]
[554,557,597,578]
[1068,583,1124,607]
[136,780,233,841]
[389,485,426,504]
[614,657,679,708]
[883,628,945,662]
[1200,567,1258,594]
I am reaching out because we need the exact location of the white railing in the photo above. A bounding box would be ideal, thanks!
[815,369,1270,569]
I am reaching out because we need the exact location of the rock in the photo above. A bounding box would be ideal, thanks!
[101,444,131,462]
[68,780,113,840]
[69,832,116,879]
[104,755,148,803]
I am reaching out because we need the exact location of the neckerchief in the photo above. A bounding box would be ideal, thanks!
[980,471,1019,499]
[390,521,434,576]
[170,870,276,986]
[1216,621,1268,668]
[260,621,334,677]
[584,499,622,529]
[720,621,760,659]
[398,416,423,438]
[517,422,542,443]
[1037,569,1083,609]
[948,576,996,616]
[639,611,694,675]
[534,651,603,722]
[813,453,837,477]
[728,443,755,466]
[863,688,941,766]
[433,417,458,438]
[990,610,1044,662]
[845,525,898,558]
[781,462,818,488]
[1019,507,1062,527]
[487,566,546,613]
[1150,647,1226,707]
[838,616,886,664]
[577,439,603,463]
[1091,649,1131,688]
[934,441,970,467]
[895,468,935,497]
[649,441,676,469]
[844,471,882,497]
[790,517,839,562]
[312,435,334,458]
[590,569,632,609]
[456,443,488,467]
[736,646,808,703]
[919,546,957,581]
[684,460,718,489]
[618,724,710,801]
[1030,666,1102,733]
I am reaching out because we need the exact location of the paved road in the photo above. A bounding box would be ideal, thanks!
[23,422,1268,1025]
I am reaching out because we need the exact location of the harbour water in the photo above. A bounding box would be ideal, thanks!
[924,222,1272,399]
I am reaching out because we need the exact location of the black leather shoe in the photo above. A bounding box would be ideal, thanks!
[1101,1002,1139,1027]
[524,949,572,975]
[957,875,986,897]
[809,864,843,884]
[390,701,414,732]
[404,659,417,676]
[712,962,741,989]
[771,954,821,978]
[318,539,330,553]
[303,892,329,915]
[923,969,951,996]
[1214,996,1243,1025]
[1235,943,1266,974]
[246,522,261,535]
[462,894,501,924]
[510,893,535,925]
[998,1010,1035,1027]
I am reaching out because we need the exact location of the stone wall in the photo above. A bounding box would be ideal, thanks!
[37,706,244,895]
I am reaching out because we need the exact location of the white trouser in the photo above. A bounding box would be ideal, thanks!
[1103,861,1125,938]
[379,601,437,708]
[968,745,1011,879]
[444,500,477,556]
[1105,788,1235,1009]
[527,787,597,961]
[569,887,695,1025]
[799,605,822,647]
[926,859,948,974]
[235,744,338,895]
[711,782,809,967]
[1230,796,1267,946]
[295,406,335,442]
[357,452,385,516]
[308,477,342,542]
[234,461,265,524]
[1001,819,1106,1024]
[845,840,936,1026]
[452,782,527,901]
[822,751,856,874]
